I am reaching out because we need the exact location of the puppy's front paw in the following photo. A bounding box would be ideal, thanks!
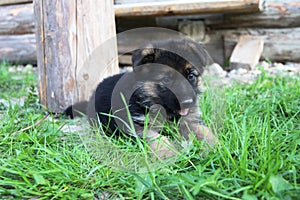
[146,130,177,160]
[149,136,177,160]
[194,124,218,147]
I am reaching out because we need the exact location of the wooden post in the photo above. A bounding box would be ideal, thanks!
[34,0,119,113]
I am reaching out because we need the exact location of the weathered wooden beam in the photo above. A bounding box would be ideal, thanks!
[0,34,36,64]
[115,0,263,17]
[224,28,300,62]
[0,0,31,6]
[205,1,300,29]
[34,0,119,113]
[115,0,173,4]
[0,3,34,35]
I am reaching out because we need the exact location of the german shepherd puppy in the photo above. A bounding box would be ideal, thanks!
[69,39,218,158]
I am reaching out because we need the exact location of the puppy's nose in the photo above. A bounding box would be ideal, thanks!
[181,98,194,107]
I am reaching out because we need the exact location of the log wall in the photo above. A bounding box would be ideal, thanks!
[0,0,300,65]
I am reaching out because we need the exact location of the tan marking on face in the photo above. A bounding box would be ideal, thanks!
[141,48,154,56]
[184,63,192,70]
[141,44,154,56]
[144,82,158,97]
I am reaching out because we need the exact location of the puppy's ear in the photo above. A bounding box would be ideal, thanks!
[202,48,214,66]
[132,45,155,67]
[189,40,214,66]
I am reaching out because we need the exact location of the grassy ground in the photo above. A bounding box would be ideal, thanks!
[0,62,299,199]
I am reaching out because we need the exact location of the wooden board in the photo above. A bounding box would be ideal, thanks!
[34,1,118,113]
[0,3,34,35]
[115,0,173,4]
[229,35,264,70]
[115,0,263,17]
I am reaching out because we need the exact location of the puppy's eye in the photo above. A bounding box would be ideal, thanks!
[187,73,196,81]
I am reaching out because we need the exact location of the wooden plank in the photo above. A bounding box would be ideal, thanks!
[205,1,300,28]
[76,1,119,103]
[0,1,267,36]
[224,28,300,62]
[0,0,31,6]
[115,0,173,4]
[229,35,264,70]
[34,0,118,113]
[0,34,36,64]
[115,0,263,17]
[0,3,34,35]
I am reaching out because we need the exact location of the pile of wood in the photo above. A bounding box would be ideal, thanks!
[0,0,300,65]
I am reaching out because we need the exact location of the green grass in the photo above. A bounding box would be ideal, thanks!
[0,62,299,199]
[0,61,37,99]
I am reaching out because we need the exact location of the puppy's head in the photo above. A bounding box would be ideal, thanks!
[132,39,213,73]
[132,39,212,89]
[132,39,213,117]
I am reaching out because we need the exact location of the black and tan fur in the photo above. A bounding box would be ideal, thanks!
[68,39,218,158]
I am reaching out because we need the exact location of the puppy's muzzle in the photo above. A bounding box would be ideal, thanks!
[178,98,194,116]
[181,98,194,107]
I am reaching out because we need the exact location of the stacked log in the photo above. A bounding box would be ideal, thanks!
[0,2,35,64]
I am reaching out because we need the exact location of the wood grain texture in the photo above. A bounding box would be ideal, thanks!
[34,0,118,112]
[0,34,36,64]
[0,0,31,6]
[115,0,263,17]
[115,0,173,4]
[75,1,119,104]
[0,3,34,35]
